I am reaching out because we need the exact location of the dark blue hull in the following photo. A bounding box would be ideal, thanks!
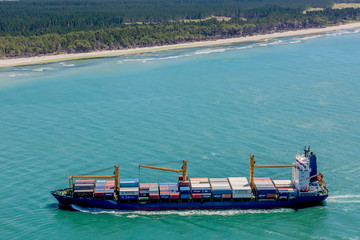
[51,191,328,211]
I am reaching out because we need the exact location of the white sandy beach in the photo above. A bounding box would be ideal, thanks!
[1,22,360,68]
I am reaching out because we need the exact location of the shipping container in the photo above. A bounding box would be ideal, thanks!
[192,193,202,199]
[149,194,160,200]
[254,178,277,199]
[119,187,139,196]
[213,194,223,199]
[180,194,190,199]
[179,181,189,187]
[273,180,294,188]
[222,194,232,199]
[119,179,139,188]
[228,177,252,199]
[278,189,289,200]
[170,193,180,199]
[202,193,212,199]
[119,195,138,200]
[75,180,95,184]
[233,193,252,199]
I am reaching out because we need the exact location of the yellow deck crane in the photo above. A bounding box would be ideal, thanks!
[249,155,295,188]
[138,160,188,181]
[307,173,326,188]
[68,165,120,197]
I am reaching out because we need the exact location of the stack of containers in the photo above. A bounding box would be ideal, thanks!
[190,178,211,199]
[73,180,95,198]
[159,183,170,199]
[179,175,190,199]
[253,177,277,200]
[104,180,115,198]
[139,183,150,200]
[159,183,180,199]
[209,178,232,199]
[169,183,180,200]
[273,180,298,200]
[119,179,139,200]
[94,180,105,198]
[149,183,160,200]
[228,177,252,199]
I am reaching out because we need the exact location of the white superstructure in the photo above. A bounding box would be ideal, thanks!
[292,153,311,191]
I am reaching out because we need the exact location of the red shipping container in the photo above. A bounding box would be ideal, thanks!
[192,193,202,199]
[222,194,232,199]
[178,175,184,181]
[75,180,95,184]
[266,193,276,198]
[170,193,180,199]
[74,190,93,193]
[94,192,104,197]
[180,181,189,187]
[149,194,160,200]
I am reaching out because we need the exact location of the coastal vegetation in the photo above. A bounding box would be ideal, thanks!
[0,0,360,58]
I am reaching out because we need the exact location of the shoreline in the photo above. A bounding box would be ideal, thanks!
[1,22,360,68]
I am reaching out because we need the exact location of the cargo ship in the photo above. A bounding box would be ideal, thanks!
[51,147,329,211]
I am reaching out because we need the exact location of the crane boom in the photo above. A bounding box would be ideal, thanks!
[138,165,182,173]
[254,165,296,168]
[68,165,120,194]
[249,155,295,188]
[139,160,188,181]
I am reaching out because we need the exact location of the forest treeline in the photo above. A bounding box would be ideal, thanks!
[0,0,360,58]
[0,0,333,36]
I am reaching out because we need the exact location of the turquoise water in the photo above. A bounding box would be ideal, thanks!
[1,29,360,239]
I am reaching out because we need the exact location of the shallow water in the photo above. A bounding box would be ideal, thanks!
[1,29,360,239]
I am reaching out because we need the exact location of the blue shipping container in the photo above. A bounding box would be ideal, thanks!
[180,194,190,199]
[202,194,212,199]
[160,195,170,199]
[212,194,222,199]
[119,195,138,200]
[212,189,231,195]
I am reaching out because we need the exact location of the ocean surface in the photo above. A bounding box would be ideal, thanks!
[1,29,360,239]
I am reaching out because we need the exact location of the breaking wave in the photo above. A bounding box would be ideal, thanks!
[120,55,184,63]
[8,73,29,78]
[115,28,360,64]
[256,39,283,47]
[31,67,54,72]
[59,62,75,67]
[194,48,227,55]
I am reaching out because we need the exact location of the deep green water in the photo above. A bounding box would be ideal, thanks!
[1,29,360,239]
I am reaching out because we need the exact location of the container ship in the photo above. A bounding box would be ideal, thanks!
[51,147,329,211]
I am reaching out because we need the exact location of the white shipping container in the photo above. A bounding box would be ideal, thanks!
[233,193,252,198]
[210,182,230,187]
[211,185,231,189]
[191,183,211,188]
[273,180,292,185]
[273,180,294,188]
[119,187,139,196]
[232,187,252,194]
[190,178,209,184]
[209,178,228,182]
